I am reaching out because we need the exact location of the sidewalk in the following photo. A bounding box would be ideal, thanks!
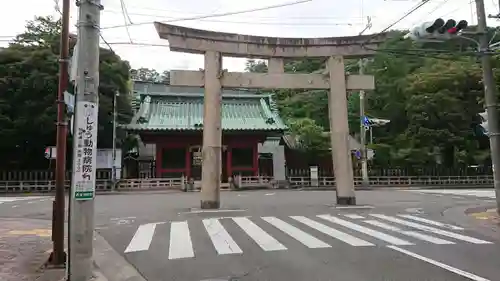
[0,217,140,281]
[0,218,65,281]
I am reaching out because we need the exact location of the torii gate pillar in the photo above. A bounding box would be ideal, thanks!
[154,23,387,208]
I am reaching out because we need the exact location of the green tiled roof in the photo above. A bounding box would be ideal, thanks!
[123,92,287,132]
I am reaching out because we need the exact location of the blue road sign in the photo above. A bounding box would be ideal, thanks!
[354,150,361,159]
[362,116,371,126]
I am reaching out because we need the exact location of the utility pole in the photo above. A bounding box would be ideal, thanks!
[69,0,102,280]
[476,0,500,214]
[50,0,70,266]
[358,58,370,188]
[112,91,119,189]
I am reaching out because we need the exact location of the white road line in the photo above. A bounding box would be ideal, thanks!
[262,217,331,249]
[232,217,286,251]
[388,246,490,281]
[343,214,365,219]
[291,216,374,246]
[203,218,242,255]
[168,221,194,260]
[397,214,464,230]
[363,220,455,245]
[183,209,246,214]
[335,205,374,209]
[124,223,158,253]
[317,215,413,246]
[371,214,492,244]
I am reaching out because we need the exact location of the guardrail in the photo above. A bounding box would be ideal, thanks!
[288,175,494,188]
[0,175,493,194]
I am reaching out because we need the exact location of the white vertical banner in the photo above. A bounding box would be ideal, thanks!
[71,101,99,200]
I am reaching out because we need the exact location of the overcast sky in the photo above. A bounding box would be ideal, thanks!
[1,0,498,72]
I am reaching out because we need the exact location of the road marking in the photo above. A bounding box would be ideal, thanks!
[292,216,374,246]
[265,193,275,196]
[388,246,490,281]
[124,223,157,253]
[343,214,365,219]
[318,215,413,246]
[262,216,331,249]
[203,218,242,255]
[371,214,493,244]
[168,221,194,259]
[182,209,246,214]
[335,205,374,209]
[12,205,18,208]
[397,214,464,230]
[363,220,454,245]
[232,217,286,251]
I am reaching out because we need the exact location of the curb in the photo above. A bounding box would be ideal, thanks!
[93,231,147,281]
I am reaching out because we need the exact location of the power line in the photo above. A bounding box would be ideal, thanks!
[102,10,362,26]
[100,0,313,30]
[119,0,133,43]
[362,0,431,45]
[410,0,450,27]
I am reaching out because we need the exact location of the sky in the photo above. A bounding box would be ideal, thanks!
[1,0,499,72]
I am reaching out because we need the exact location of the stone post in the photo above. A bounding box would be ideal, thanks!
[328,56,356,205]
[200,51,222,209]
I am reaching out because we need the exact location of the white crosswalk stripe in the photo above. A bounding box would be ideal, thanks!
[262,216,331,249]
[370,214,493,244]
[397,214,464,230]
[291,216,374,246]
[318,214,414,246]
[169,221,194,259]
[363,220,455,245]
[124,223,159,253]
[123,213,493,260]
[203,218,242,255]
[233,217,287,251]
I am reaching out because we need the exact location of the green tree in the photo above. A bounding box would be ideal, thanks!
[0,16,133,169]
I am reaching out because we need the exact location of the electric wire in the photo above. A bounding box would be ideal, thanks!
[100,0,313,30]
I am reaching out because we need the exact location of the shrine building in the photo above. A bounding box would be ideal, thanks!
[123,81,288,182]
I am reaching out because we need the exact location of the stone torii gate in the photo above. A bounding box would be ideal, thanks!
[154,23,386,209]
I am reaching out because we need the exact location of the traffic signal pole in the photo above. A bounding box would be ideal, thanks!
[358,59,369,188]
[475,0,500,215]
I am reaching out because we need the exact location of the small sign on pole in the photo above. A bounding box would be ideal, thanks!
[71,101,98,200]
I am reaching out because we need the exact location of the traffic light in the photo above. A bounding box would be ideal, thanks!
[479,111,489,135]
[404,18,468,41]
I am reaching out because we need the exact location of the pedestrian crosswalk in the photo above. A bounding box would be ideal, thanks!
[122,213,493,260]
[408,189,496,199]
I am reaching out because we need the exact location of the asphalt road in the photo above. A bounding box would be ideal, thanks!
[1,189,499,281]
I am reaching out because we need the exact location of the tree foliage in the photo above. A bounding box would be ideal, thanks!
[0,16,133,169]
[246,30,499,168]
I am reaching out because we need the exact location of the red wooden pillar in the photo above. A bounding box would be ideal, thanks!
[253,143,258,176]
[227,146,233,178]
[156,144,162,178]
[185,147,191,179]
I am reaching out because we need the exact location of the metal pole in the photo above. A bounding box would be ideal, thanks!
[112,91,118,188]
[358,59,369,188]
[476,0,500,215]
[50,0,70,266]
[69,0,102,279]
